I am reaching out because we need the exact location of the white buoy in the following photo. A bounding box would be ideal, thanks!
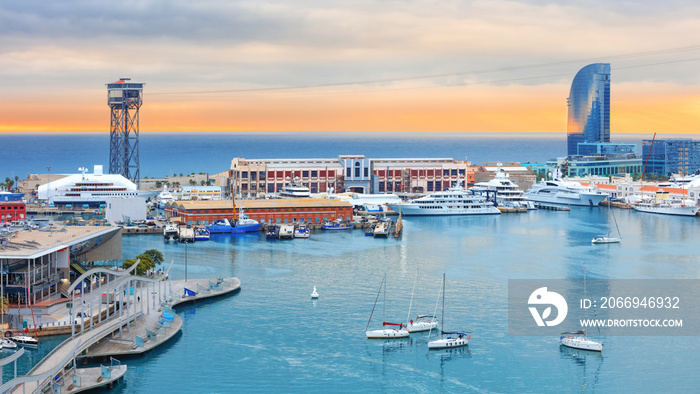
[311,286,319,299]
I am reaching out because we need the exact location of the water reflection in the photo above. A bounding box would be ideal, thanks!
[559,345,604,391]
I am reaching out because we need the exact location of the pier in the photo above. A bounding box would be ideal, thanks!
[1,261,240,394]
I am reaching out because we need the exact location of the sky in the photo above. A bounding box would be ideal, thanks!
[1,0,700,134]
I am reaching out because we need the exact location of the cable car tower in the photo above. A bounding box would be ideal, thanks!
[107,77,144,186]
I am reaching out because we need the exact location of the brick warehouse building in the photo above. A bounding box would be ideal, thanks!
[164,199,353,226]
[0,201,27,223]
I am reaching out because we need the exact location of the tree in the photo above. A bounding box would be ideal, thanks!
[200,180,206,186]
[122,249,164,276]
[189,179,196,186]
[155,181,162,188]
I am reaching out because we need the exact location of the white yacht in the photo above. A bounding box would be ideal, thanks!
[279,177,310,198]
[560,330,602,352]
[524,178,607,207]
[407,315,439,333]
[628,191,699,216]
[472,164,535,209]
[385,181,500,216]
[156,187,175,208]
[37,165,157,207]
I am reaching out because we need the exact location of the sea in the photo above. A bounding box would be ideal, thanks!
[2,132,700,393]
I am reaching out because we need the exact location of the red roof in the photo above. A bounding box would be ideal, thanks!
[641,186,688,195]
[593,184,618,190]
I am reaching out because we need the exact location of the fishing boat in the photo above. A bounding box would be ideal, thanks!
[560,330,602,352]
[266,224,280,239]
[428,274,470,349]
[322,219,353,230]
[207,214,263,234]
[194,228,210,241]
[365,276,409,339]
[294,223,310,238]
[592,200,621,244]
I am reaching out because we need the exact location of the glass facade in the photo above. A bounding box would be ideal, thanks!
[642,138,700,176]
[567,63,611,156]
[577,143,636,156]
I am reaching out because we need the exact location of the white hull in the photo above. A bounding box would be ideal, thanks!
[524,191,607,206]
[560,336,602,352]
[592,236,621,244]
[366,329,409,339]
[386,204,500,216]
[10,336,38,347]
[631,204,699,216]
[428,335,469,349]
[278,225,295,239]
[407,320,439,333]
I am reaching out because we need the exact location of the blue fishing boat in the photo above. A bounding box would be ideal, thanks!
[322,220,353,230]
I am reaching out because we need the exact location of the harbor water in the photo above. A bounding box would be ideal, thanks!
[2,132,699,391]
[99,207,699,392]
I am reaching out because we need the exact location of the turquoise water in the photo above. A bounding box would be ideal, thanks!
[92,208,700,392]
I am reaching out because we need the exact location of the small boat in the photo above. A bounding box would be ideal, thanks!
[591,236,620,244]
[408,315,439,333]
[428,274,470,349]
[365,276,409,339]
[311,286,319,299]
[560,330,602,352]
[364,226,374,236]
[163,223,179,241]
[278,224,294,239]
[10,335,38,348]
[194,228,210,241]
[322,219,353,230]
[372,221,390,238]
[266,224,280,239]
[593,200,622,244]
[294,223,310,238]
[1,338,18,350]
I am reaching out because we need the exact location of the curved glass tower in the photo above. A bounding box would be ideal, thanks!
[567,63,610,156]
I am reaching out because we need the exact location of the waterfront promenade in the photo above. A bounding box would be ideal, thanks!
[3,276,240,393]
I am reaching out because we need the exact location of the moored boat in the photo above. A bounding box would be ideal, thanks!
[322,220,353,230]
[163,223,179,241]
[408,315,439,333]
[294,223,310,238]
[560,330,602,352]
[194,228,210,241]
[386,181,500,216]
[278,224,294,239]
[524,178,607,207]
[10,335,38,348]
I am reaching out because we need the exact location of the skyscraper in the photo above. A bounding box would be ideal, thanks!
[566,63,610,156]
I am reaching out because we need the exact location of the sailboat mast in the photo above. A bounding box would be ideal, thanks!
[406,271,417,327]
[640,133,657,200]
[440,273,445,334]
[365,276,385,332]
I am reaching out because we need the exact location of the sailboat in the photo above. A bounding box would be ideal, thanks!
[560,266,602,351]
[365,276,409,339]
[10,279,39,348]
[407,271,439,333]
[592,200,621,244]
[0,266,17,350]
[428,274,470,349]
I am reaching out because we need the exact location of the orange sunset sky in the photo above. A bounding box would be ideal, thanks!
[1,1,700,134]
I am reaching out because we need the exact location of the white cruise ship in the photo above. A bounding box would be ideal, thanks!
[385,182,500,216]
[524,178,607,207]
[156,187,176,208]
[472,164,535,209]
[37,165,156,207]
[279,177,310,198]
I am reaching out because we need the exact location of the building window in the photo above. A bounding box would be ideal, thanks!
[427,181,434,192]
[364,168,368,177]
[311,170,317,178]
[302,170,309,178]
[451,169,457,176]
[347,168,351,177]
[251,172,257,181]
[241,171,248,179]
